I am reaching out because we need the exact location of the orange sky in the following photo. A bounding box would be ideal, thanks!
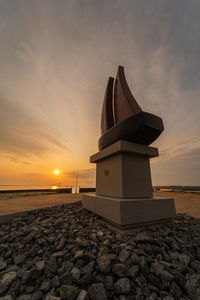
[0,0,199,187]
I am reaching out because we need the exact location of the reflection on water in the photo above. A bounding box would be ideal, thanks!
[0,185,71,191]
[51,186,57,190]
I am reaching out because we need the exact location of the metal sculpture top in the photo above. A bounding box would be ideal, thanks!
[99,66,164,151]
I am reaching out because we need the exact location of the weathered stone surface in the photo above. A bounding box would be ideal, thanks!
[45,296,60,300]
[115,278,131,294]
[35,260,45,271]
[88,283,107,300]
[98,258,111,274]
[112,264,126,277]
[59,285,79,300]
[1,272,17,288]
[56,237,66,250]
[185,274,200,299]
[14,254,26,265]
[119,249,130,263]
[39,280,51,292]
[77,289,87,300]
[0,202,198,299]
[74,250,84,260]
[0,296,13,300]
[71,267,80,283]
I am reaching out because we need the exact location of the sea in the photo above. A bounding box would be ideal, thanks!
[0,185,80,201]
[0,185,72,191]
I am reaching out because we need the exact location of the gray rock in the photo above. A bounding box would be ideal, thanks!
[17,296,31,300]
[21,271,30,285]
[45,296,60,300]
[56,237,66,251]
[45,257,58,275]
[97,231,104,237]
[54,218,64,227]
[22,232,36,244]
[79,273,93,286]
[99,254,117,261]
[191,260,200,272]
[150,262,174,281]
[14,254,26,265]
[185,274,200,299]
[112,264,126,277]
[98,247,109,257]
[71,267,80,283]
[31,291,44,300]
[74,250,84,260]
[40,280,51,292]
[0,296,13,300]
[0,272,16,288]
[130,253,139,264]
[98,258,111,274]
[82,261,95,274]
[35,260,45,271]
[88,283,107,300]
[129,265,139,278]
[105,276,114,291]
[115,278,131,294]
[119,250,130,263]
[51,251,65,257]
[170,281,182,298]
[25,285,35,293]
[51,275,60,288]
[6,265,19,273]
[0,260,7,271]
[59,285,79,300]
[178,254,190,266]
[76,239,90,248]
[77,290,87,300]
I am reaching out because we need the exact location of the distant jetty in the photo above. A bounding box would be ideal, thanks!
[154,185,200,193]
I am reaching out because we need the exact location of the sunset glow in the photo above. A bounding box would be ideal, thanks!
[53,170,60,175]
[0,1,199,187]
[52,186,57,189]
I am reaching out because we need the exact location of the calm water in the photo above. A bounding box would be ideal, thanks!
[0,185,72,191]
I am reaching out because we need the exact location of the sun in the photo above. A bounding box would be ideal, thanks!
[53,169,60,175]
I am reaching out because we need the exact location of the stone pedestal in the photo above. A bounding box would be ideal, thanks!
[83,140,176,228]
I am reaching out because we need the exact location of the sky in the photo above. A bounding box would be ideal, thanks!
[0,0,199,187]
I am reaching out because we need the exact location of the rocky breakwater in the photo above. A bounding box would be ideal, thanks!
[0,202,200,300]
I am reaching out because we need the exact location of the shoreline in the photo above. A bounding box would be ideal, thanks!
[0,191,200,218]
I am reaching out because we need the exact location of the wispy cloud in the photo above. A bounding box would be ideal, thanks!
[65,168,95,186]
[0,0,199,185]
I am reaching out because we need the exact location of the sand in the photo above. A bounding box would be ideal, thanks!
[0,191,200,218]
[154,191,200,218]
[0,193,81,215]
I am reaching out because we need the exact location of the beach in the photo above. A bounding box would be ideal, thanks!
[0,191,199,218]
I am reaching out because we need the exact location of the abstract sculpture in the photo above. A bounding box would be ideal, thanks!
[99,66,164,150]
[83,66,176,230]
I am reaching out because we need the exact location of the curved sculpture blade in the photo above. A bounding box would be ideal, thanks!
[113,66,142,124]
[101,77,114,135]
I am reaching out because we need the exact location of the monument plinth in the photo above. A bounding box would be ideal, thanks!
[83,66,176,229]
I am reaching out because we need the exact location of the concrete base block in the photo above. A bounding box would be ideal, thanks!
[91,141,159,199]
[83,193,176,229]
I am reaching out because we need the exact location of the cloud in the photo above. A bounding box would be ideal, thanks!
[3,155,31,165]
[0,96,68,158]
[0,0,199,185]
[65,168,95,186]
